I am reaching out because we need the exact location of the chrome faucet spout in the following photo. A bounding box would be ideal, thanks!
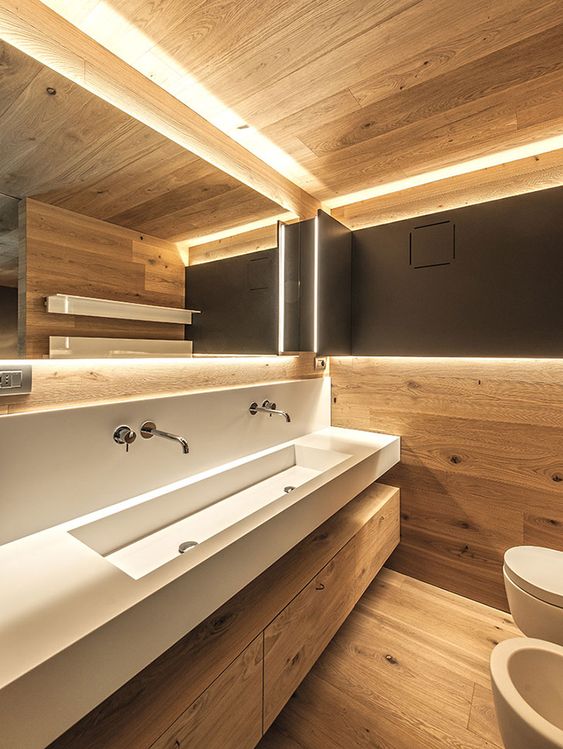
[249,400,291,423]
[140,421,190,454]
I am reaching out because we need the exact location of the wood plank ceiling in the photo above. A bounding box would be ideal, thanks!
[0,39,285,246]
[38,0,563,204]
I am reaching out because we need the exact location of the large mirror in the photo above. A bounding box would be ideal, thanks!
[0,39,293,359]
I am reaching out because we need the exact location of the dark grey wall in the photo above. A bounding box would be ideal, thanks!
[0,285,17,358]
[186,249,278,355]
[317,211,351,356]
[352,186,563,357]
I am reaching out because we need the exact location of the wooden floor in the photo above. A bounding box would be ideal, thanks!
[259,569,521,749]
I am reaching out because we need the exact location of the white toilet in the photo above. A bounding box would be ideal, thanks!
[491,638,563,749]
[490,546,563,748]
[503,546,563,646]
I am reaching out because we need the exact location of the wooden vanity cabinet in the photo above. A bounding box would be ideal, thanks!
[48,483,399,749]
[263,485,399,728]
[151,635,263,749]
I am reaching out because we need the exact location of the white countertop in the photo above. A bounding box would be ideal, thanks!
[0,426,398,692]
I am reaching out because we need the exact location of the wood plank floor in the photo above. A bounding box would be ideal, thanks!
[259,569,521,749]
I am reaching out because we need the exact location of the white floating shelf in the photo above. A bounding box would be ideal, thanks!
[46,294,200,325]
[49,337,194,359]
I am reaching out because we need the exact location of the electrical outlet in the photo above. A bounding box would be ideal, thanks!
[314,357,327,371]
[0,366,32,395]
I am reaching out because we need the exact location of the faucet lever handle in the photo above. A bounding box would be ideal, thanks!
[113,425,137,452]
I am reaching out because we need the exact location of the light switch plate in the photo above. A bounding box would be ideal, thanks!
[0,365,32,395]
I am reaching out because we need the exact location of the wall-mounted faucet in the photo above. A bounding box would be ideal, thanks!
[249,400,291,423]
[140,420,190,454]
[113,425,137,452]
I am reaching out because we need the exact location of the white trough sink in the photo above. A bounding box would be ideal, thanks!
[70,443,350,579]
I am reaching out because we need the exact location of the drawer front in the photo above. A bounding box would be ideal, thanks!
[151,635,263,749]
[263,488,400,729]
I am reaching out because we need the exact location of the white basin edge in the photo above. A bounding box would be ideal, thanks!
[0,426,399,692]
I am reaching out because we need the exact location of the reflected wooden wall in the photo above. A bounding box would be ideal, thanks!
[19,199,186,358]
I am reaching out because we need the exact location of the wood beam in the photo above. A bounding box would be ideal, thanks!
[0,0,320,219]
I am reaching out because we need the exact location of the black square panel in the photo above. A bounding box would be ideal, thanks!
[247,256,272,290]
[410,220,454,268]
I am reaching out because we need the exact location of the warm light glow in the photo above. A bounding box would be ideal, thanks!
[330,355,563,363]
[313,214,319,354]
[0,356,297,367]
[278,223,285,354]
[38,0,325,193]
[323,135,563,209]
[184,213,295,249]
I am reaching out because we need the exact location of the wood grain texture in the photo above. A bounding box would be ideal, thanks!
[0,3,319,218]
[259,568,520,749]
[151,635,264,749]
[331,356,563,609]
[19,199,186,358]
[0,353,318,415]
[332,148,563,229]
[263,488,399,728]
[47,482,398,749]
[37,0,563,202]
[189,224,279,266]
[0,39,285,243]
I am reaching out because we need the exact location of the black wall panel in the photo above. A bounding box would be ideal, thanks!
[317,211,352,356]
[352,186,563,357]
[186,248,278,355]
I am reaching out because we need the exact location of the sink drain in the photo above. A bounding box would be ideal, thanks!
[284,486,296,493]
[178,540,198,554]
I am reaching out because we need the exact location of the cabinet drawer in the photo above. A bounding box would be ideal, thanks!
[151,635,263,749]
[263,487,399,729]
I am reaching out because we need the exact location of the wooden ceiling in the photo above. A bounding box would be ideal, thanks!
[0,39,285,244]
[38,0,563,203]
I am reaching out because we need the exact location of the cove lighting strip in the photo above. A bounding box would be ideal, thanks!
[278,223,285,354]
[313,215,319,354]
[322,134,563,210]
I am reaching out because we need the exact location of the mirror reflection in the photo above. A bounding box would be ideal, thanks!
[0,193,19,357]
[0,39,295,359]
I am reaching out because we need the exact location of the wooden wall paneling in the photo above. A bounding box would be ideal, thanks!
[150,635,264,749]
[0,0,320,218]
[0,354,319,414]
[20,198,186,358]
[263,487,399,729]
[47,483,397,749]
[331,357,563,610]
[188,224,278,266]
[331,148,563,230]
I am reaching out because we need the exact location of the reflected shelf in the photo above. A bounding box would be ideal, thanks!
[45,294,200,325]
[48,337,194,359]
